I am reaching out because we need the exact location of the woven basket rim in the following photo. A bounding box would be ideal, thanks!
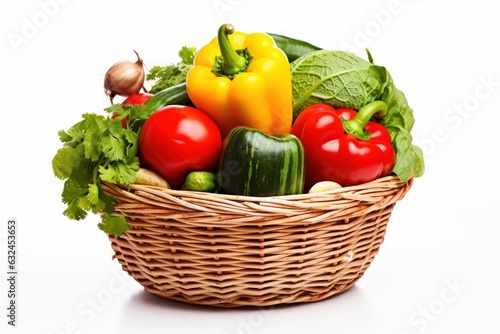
[106,174,410,203]
[102,175,413,228]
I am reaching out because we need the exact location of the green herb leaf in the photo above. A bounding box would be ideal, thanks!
[61,178,87,206]
[87,183,100,206]
[52,145,84,179]
[100,133,125,161]
[99,159,138,184]
[146,46,197,94]
[60,178,89,220]
[83,125,101,161]
[123,130,139,161]
[179,46,197,64]
[98,214,130,237]
[98,189,116,215]
[63,202,88,221]
[57,130,73,143]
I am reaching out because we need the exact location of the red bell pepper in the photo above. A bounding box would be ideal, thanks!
[291,101,395,189]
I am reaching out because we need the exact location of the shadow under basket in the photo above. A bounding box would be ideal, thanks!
[102,175,413,307]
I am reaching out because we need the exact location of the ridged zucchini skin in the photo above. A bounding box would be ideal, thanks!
[217,127,305,197]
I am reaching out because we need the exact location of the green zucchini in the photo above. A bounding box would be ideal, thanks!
[142,82,192,115]
[267,33,322,62]
[217,126,305,197]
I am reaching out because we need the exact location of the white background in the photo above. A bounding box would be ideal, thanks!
[1,0,499,333]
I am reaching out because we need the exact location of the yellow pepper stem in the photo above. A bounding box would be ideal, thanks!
[213,24,252,78]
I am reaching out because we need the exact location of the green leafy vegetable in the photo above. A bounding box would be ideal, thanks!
[98,215,130,237]
[146,46,197,94]
[290,49,424,182]
[291,50,381,117]
[52,104,151,236]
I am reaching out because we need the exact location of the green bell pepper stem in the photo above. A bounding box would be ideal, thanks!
[342,100,388,141]
[218,24,248,76]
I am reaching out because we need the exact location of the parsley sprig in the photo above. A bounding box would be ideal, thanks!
[146,46,197,94]
[52,104,149,236]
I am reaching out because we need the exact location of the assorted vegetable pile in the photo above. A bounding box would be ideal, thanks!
[52,23,424,236]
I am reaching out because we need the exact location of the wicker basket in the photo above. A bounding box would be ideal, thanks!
[102,175,412,307]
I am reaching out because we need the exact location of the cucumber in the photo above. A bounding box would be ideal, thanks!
[142,82,192,115]
[217,126,305,197]
[267,33,322,62]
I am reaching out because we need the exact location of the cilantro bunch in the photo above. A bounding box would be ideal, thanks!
[52,45,196,237]
[52,104,150,236]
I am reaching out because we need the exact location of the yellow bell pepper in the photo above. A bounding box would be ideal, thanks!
[186,24,293,137]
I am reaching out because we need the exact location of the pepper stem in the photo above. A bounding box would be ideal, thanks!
[214,24,251,77]
[342,101,388,141]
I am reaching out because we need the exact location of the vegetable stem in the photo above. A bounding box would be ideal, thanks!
[342,100,387,141]
[218,24,248,76]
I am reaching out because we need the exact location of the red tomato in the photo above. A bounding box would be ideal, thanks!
[112,93,153,127]
[138,105,222,189]
[122,93,153,105]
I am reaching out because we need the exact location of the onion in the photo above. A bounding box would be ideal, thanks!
[104,50,146,103]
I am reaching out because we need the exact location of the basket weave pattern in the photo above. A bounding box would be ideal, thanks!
[103,175,412,307]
